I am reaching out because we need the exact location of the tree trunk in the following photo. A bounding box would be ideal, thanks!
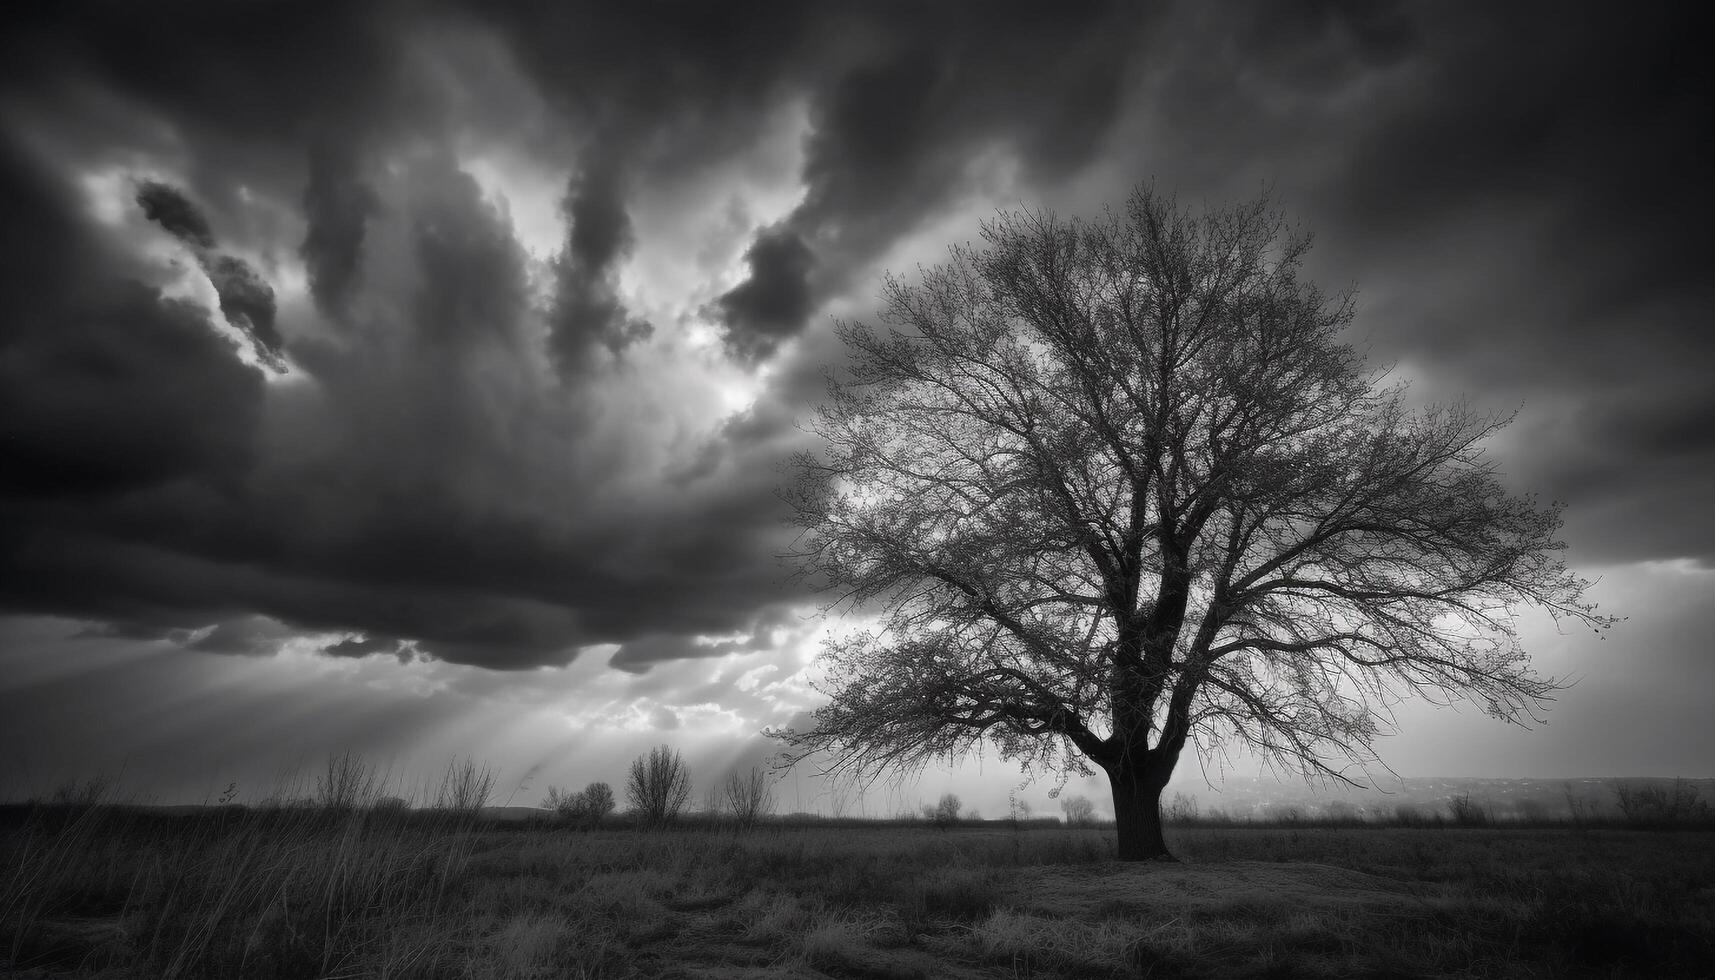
[1108,761,1174,861]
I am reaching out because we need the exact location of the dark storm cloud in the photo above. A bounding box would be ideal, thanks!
[0,3,399,143]
[300,142,379,317]
[548,158,652,372]
[609,606,804,675]
[4,0,1707,684]
[136,181,216,248]
[133,181,285,370]
[715,226,816,363]
[407,161,530,347]
[0,114,795,669]
[188,617,291,656]
[0,153,264,503]
[321,634,408,661]
[714,0,1145,358]
[1323,3,1715,566]
[1072,0,1714,566]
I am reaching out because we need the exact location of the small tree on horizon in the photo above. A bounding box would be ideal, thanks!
[581,781,616,826]
[924,792,962,828]
[1061,795,1096,827]
[627,745,692,826]
[772,184,1614,861]
[724,766,777,829]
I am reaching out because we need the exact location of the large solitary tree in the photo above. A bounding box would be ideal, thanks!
[773,185,1613,861]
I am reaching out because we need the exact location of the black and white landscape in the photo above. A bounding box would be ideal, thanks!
[2,2,1711,977]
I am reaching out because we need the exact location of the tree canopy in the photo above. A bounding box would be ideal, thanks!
[773,184,1614,860]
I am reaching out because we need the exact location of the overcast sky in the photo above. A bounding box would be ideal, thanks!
[2,1,1710,814]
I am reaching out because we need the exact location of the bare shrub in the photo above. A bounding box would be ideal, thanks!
[1323,800,1360,824]
[546,782,615,827]
[315,751,381,811]
[1615,778,1709,827]
[627,745,692,825]
[724,766,776,829]
[1061,795,1096,827]
[923,793,961,828]
[1448,791,1490,827]
[1564,782,1599,824]
[1393,804,1431,827]
[581,782,615,826]
[433,756,495,816]
[543,785,581,820]
[1515,798,1551,823]
[1165,792,1200,823]
[45,774,116,809]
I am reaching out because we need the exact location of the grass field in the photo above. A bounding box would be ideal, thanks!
[4,805,1713,979]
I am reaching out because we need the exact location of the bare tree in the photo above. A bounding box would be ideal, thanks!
[773,184,1614,860]
[723,766,777,829]
[627,745,692,826]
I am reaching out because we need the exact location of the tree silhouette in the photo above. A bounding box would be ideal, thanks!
[774,184,1614,860]
[627,745,691,826]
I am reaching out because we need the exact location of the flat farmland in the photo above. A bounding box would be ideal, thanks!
[5,809,1713,978]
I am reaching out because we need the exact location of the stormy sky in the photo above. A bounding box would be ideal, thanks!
[2,1,1710,812]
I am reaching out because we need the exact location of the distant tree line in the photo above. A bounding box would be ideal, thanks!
[539,744,778,831]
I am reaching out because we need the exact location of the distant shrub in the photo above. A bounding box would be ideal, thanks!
[924,793,961,828]
[1165,792,1200,823]
[724,767,776,829]
[1061,795,1096,827]
[1393,804,1432,828]
[315,751,382,811]
[1448,791,1491,827]
[1515,798,1551,823]
[544,785,580,819]
[628,745,691,826]
[433,756,495,816]
[1614,778,1709,827]
[1322,800,1360,824]
[45,775,115,809]
[1564,782,1601,824]
[545,781,616,827]
[582,782,616,825]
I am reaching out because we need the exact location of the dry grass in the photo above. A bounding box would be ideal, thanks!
[4,802,1712,979]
